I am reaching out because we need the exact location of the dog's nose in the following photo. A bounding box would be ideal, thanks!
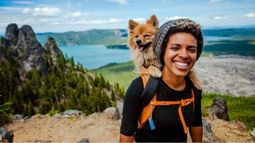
[136,39,142,45]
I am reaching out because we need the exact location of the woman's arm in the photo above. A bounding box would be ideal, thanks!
[119,77,143,142]
[119,134,134,142]
[189,126,203,142]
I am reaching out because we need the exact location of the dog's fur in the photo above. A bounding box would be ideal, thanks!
[128,15,162,77]
[128,15,202,89]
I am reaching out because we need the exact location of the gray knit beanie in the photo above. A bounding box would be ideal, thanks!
[154,18,203,66]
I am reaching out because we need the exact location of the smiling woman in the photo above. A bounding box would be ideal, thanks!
[120,18,204,142]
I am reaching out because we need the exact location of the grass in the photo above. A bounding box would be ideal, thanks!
[202,92,255,130]
[95,61,138,89]
[95,61,255,130]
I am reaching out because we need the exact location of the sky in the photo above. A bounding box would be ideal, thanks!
[0,0,255,33]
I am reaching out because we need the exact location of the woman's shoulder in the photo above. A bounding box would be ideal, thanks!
[185,76,202,96]
[126,76,144,93]
[129,76,143,87]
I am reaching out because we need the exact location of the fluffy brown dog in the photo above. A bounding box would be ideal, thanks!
[128,15,202,89]
[128,15,162,77]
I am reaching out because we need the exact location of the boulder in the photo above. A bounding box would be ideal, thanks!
[202,119,218,142]
[62,109,82,117]
[207,97,229,121]
[102,107,121,120]
[0,127,14,142]
[77,138,89,143]
[12,114,24,120]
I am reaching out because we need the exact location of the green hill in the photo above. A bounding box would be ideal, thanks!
[95,61,137,89]
[36,29,127,47]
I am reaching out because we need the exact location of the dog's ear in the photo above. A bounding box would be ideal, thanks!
[129,20,138,30]
[147,15,159,28]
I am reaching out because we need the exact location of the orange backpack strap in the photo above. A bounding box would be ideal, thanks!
[139,74,156,129]
[139,75,196,134]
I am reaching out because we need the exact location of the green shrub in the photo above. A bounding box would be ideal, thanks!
[0,102,13,125]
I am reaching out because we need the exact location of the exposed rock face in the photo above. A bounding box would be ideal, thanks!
[44,37,63,65]
[5,23,19,44]
[16,25,48,73]
[0,23,63,76]
[207,97,229,121]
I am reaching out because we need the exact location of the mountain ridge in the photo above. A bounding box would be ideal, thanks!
[35,27,255,47]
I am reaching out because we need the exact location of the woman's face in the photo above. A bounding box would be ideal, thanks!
[163,32,198,78]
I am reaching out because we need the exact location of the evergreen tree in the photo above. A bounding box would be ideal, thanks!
[0,102,13,125]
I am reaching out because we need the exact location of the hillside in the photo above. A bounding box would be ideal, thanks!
[0,23,124,125]
[36,29,127,47]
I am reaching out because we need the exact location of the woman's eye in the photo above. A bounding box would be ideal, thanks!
[188,47,197,53]
[170,46,179,50]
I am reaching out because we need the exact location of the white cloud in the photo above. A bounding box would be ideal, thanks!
[70,12,83,17]
[132,18,146,22]
[66,18,123,25]
[107,0,128,5]
[67,11,91,18]
[208,0,223,4]
[213,16,228,20]
[12,1,33,5]
[164,16,187,20]
[244,12,255,18]
[22,6,61,16]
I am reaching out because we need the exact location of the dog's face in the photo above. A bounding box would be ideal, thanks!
[128,15,158,52]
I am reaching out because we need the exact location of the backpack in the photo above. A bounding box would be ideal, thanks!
[138,74,195,134]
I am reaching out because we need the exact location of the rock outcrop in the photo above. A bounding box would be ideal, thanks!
[5,23,19,44]
[0,127,14,142]
[0,23,63,76]
[207,97,229,121]
[44,37,63,65]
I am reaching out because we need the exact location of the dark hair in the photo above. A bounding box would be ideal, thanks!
[154,19,203,66]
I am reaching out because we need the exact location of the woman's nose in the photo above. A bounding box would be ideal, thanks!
[179,49,189,58]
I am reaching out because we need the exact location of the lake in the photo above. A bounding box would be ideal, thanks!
[59,36,238,69]
[60,45,131,69]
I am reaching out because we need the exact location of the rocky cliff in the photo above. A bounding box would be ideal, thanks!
[0,23,64,76]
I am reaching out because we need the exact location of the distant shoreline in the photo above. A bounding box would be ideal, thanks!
[106,44,128,50]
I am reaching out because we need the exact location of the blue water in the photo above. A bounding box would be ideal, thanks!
[59,36,232,69]
[204,36,231,41]
[60,45,131,69]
